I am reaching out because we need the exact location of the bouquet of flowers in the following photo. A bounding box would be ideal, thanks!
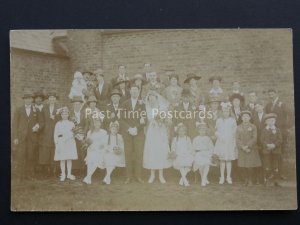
[210,154,219,167]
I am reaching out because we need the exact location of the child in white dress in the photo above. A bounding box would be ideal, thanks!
[171,123,194,187]
[214,102,237,184]
[103,121,125,185]
[54,107,78,181]
[83,118,108,184]
[69,71,87,102]
[193,122,214,186]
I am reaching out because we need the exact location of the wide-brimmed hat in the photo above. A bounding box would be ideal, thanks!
[110,89,122,97]
[93,68,104,77]
[208,96,222,104]
[229,93,245,103]
[33,91,45,99]
[71,96,83,103]
[264,113,277,122]
[183,73,201,84]
[113,78,130,88]
[132,74,146,85]
[47,92,59,99]
[22,92,33,99]
[240,110,252,118]
[209,75,222,82]
[59,106,70,115]
[82,70,93,75]
[87,95,98,103]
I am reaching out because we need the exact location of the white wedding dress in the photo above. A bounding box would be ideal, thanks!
[143,94,172,170]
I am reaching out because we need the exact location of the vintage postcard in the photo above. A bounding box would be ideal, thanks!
[10,29,296,211]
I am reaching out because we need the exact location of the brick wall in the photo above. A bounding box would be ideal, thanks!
[10,49,72,112]
[67,30,103,72]
[100,29,294,105]
[11,29,295,110]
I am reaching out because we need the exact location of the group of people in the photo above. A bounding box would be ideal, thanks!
[12,64,292,187]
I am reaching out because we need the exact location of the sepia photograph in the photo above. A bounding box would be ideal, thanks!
[10,29,296,211]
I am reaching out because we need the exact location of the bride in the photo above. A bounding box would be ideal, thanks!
[143,90,172,184]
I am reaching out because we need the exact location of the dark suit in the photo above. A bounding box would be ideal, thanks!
[12,105,43,179]
[265,99,290,152]
[120,98,146,180]
[39,104,60,165]
[94,82,112,108]
[118,88,131,103]
[69,109,87,171]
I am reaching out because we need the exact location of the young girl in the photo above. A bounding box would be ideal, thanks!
[103,121,125,184]
[213,102,237,184]
[171,123,194,187]
[54,107,78,181]
[193,122,214,186]
[83,117,108,184]
[236,110,262,186]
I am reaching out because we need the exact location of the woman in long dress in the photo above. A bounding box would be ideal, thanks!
[143,90,172,184]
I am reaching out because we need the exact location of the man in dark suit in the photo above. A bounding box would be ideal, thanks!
[105,89,122,128]
[111,65,130,87]
[12,92,44,181]
[93,68,112,108]
[245,91,258,115]
[120,85,147,184]
[265,89,291,179]
[39,92,61,177]
[113,78,130,103]
[69,96,87,175]
[252,101,266,184]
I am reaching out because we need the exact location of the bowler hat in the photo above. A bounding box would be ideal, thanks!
[240,110,252,118]
[208,96,222,104]
[47,92,59,99]
[183,73,201,84]
[33,91,45,99]
[110,89,122,97]
[264,113,277,122]
[22,92,33,99]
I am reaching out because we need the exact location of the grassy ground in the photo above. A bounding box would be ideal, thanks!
[11,160,297,211]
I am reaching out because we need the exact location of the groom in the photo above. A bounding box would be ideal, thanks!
[120,84,147,184]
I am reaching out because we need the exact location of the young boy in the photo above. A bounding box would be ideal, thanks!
[260,113,282,186]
